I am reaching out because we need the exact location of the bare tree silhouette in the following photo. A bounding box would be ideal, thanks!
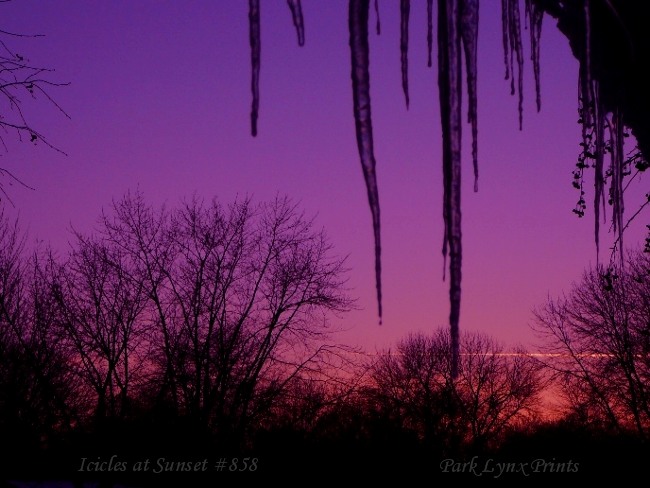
[369,329,544,452]
[0,212,76,450]
[533,249,650,438]
[48,233,150,424]
[91,191,354,446]
[0,5,69,204]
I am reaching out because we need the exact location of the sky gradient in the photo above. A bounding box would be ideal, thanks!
[3,1,648,353]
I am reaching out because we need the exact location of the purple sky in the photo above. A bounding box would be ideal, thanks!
[3,1,647,353]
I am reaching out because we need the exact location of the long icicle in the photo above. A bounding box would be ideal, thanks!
[460,0,478,192]
[507,0,524,129]
[501,0,510,81]
[349,0,383,324]
[427,0,433,67]
[583,1,599,258]
[374,0,381,35]
[438,0,462,379]
[594,85,605,261]
[400,0,410,108]
[611,110,625,265]
[249,0,261,136]
[287,0,305,46]
[581,0,606,261]
[525,0,543,112]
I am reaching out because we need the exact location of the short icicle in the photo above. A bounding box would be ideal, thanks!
[249,0,261,136]
[400,0,411,108]
[287,0,305,46]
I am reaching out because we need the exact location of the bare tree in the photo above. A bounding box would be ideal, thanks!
[261,346,370,436]
[457,331,543,448]
[0,210,25,346]
[48,232,150,424]
[371,331,458,448]
[0,8,69,203]
[370,329,543,451]
[96,191,354,444]
[532,249,650,438]
[0,212,75,447]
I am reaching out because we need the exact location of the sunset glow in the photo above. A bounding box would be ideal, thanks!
[2,1,649,482]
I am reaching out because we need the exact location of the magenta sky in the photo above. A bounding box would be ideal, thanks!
[3,1,647,353]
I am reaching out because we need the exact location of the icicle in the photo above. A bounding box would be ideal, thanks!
[611,110,625,265]
[460,0,478,192]
[576,63,607,262]
[400,0,410,108]
[580,0,605,261]
[581,0,593,131]
[501,0,510,81]
[508,0,524,129]
[249,0,261,136]
[374,0,381,35]
[427,0,433,67]
[507,1,515,99]
[349,0,383,324]
[437,0,463,379]
[501,0,524,129]
[287,0,305,47]
[525,0,543,112]
[579,0,621,265]
[594,91,605,261]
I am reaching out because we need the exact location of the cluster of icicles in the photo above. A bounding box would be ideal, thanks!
[246,0,628,378]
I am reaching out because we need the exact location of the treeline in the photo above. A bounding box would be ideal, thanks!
[1,194,650,483]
